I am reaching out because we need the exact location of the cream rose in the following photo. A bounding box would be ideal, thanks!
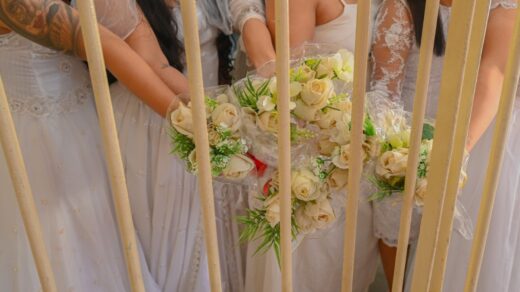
[317,109,343,129]
[291,169,321,201]
[170,102,194,138]
[330,112,352,145]
[316,54,342,79]
[257,111,279,134]
[304,200,336,229]
[328,168,349,190]
[295,207,316,235]
[221,154,254,179]
[363,136,380,159]
[317,138,338,156]
[207,127,221,145]
[376,148,409,181]
[293,99,321,122]
[215,94,229,104]
[211,103,241,132]
[335,100,353,112]
[264,195,280,227]
[301,79,334,109]
[296,64,317,83]
[332,144,366,170]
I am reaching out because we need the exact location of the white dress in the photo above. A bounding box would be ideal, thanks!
[370,0,520,291]
[0,32,159,292]
[87,1,248,290]
[238,1,380,291]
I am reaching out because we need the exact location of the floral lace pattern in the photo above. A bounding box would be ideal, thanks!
[490,0,518,9]
[370,0,414,101]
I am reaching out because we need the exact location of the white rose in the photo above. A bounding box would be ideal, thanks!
[415,178,428,207]
[257,111,279,134]
[291,169,321,201]
[242,107,257,123]
[211,103,241,132]
[293,99,321,122]
[290,81,303,97]
[215,94,229,104]
[264,195,280,227]
[328,168,349,190]
[257,95,276,112]
[221,154,254,179]
[294,64,316,83]
[332,144,366,169]
[301,79,334,109]
[335,100,352,112]
[295,207,316,235]
[363,136,380,159]
[303,200,336,229]
[330,112,352,145]
[170,102,194,138]
[376,148,409,182]
[316,109,343,129]
[317,138,338,156]
[316,54,343,79]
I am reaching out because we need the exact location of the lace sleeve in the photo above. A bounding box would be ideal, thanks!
[71,0,140,39]
[490,0,518,9]
[229,0,266,33]
[369,0,414,101]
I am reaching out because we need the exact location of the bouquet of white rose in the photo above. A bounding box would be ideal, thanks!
[238,156,338,264]
[168,86,255,181]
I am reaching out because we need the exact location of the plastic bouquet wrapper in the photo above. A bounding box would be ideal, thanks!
[238,156,342,265]
[230,43,357,166]
[167,85,256,183]
[367,102,473,242]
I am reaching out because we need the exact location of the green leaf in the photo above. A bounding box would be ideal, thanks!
[422,123,435,140]
[168,128,196,160]
[364,115,377,137]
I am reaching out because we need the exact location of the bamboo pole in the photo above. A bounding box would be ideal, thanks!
[464,9,520,292]
[391,0,440,290]
[429,1,493,289]
[274,0,292,291]
[76,1,145,291]
[410,0,477,290]
[340,2,372,292]
[178,1,223,291]
[0,77,57,292]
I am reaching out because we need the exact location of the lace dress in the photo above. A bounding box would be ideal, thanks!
[370,0,520,290]
[238,2,380,292]
[0,33,160,292]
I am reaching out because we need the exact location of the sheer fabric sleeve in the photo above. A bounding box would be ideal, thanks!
[71,0,140,39]
[490,0,518,9]
[369,0,414,101]
[229,0,266,33]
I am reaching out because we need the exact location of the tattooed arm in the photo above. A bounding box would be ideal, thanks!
[0,0,180,116]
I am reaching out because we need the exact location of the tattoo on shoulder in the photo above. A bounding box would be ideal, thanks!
[0,0,82,55]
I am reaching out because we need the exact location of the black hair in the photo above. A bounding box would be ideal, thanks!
[406,0,446,56]
[137,0,185,71]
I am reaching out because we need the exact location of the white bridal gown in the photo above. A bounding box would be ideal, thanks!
[371,0,519,291]
[85,0,247,291]
[231,1,380,291]
[0,31,160,291]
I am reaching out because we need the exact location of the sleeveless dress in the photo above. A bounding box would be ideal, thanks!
[370,0,520,291]
[0,32,159,292]
[242,2,380,291]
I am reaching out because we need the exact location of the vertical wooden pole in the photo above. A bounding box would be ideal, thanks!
[0,77,58,292]
[76,1,145,291]
[340,2,372,292]
[464,9,520,292]
[391,0,440,290]
[429,0,492,289]
[178,1,223,291]
[274,0,292,291]
[410,0,477,290]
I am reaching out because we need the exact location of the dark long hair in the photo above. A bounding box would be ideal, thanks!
[137,0,185,71]
[406,0,446,56]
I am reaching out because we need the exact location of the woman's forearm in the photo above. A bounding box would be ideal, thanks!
[242,19,276,68]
